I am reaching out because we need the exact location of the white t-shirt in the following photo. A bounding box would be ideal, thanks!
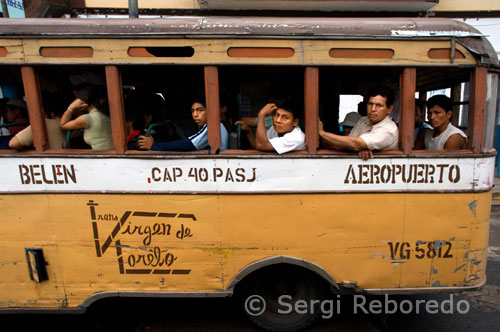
[350,116,398,150]
[424,123,467,150]
[267,125,306,154]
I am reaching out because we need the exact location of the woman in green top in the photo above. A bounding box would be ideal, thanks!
[60,83,114,150]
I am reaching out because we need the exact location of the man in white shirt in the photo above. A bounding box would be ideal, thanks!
[414,94,466,150]
[319,86,398,160]
[236,98,306,154]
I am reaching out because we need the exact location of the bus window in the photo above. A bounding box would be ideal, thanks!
[0,66,28,150]
[219,66,305,153]
[29,65,112,152]
[317,66,401,155]
[414,67,472,152]
[121,65,215,154]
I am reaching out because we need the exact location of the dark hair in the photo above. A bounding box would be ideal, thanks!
[190,95,206,107]
[367,86,395,108]
[125,101,145,131]
[73,83,109,115]
[275,97,301,119]
[415,99,425,112]
[41,92,66,117]
[427,95,452,112]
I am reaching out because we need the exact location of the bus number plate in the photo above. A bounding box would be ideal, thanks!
[388,241,453,260]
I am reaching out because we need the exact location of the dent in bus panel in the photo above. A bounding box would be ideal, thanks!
[128,47,194,58]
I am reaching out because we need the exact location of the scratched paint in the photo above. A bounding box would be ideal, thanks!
[469,200,478,217]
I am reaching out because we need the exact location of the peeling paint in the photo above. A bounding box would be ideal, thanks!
[454,264,466,273]
[416,240,426,245]
[316,233,326,237]
[432,281,441,287]
[468,200,478,217]
[115,244,149,252]
[0,261,22,266]
[431,267,438,274]
[466,274,480,282]
[434,240,444,249]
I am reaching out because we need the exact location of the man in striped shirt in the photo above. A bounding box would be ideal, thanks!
[138,97,228,151]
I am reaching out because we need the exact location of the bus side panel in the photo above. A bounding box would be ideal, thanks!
[0,194,224,308]
[218,192,489,291]
[218,193,406,289]
[400,192,490,288]
[0,194,66,308]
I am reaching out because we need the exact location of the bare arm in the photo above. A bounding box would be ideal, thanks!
[414,129,428,149]
[240,116,258,127]
[60,99,89,131]
[234,121,256,149]
[255,103,276,152]
[137,135,154,150]
[8,136,23,150]
[444,134,466,150]
[318,121,368,151]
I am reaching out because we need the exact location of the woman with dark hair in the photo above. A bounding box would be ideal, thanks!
[9,92,66,150]
[59,83,114,150]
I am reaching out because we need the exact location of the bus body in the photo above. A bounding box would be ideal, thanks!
[0,16,498,329]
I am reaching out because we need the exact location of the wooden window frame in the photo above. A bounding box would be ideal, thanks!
[13,65,488,157]
[21,66,48,153]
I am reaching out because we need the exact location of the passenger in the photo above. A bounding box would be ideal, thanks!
[235,98,306,154]
[4,98,29,136]
[137,97,229,151]
[59,83,114,150]
[9,92,66,150]
[340,112,362,136]
[144,93,181,142]
[414,98,432,139]
[415,95,466,150]
[125,102,145,150]
[0,98,12,148]
[319,86,398,160]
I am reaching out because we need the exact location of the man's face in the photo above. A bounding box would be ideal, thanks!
[191,102,207,126]
[273,108,298,135]
[366,95,393,124]
[427,105,451,130]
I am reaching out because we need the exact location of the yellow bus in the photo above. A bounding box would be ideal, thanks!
[0,16,498,331]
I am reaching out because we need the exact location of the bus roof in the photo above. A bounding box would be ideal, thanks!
[0,17,497,66]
